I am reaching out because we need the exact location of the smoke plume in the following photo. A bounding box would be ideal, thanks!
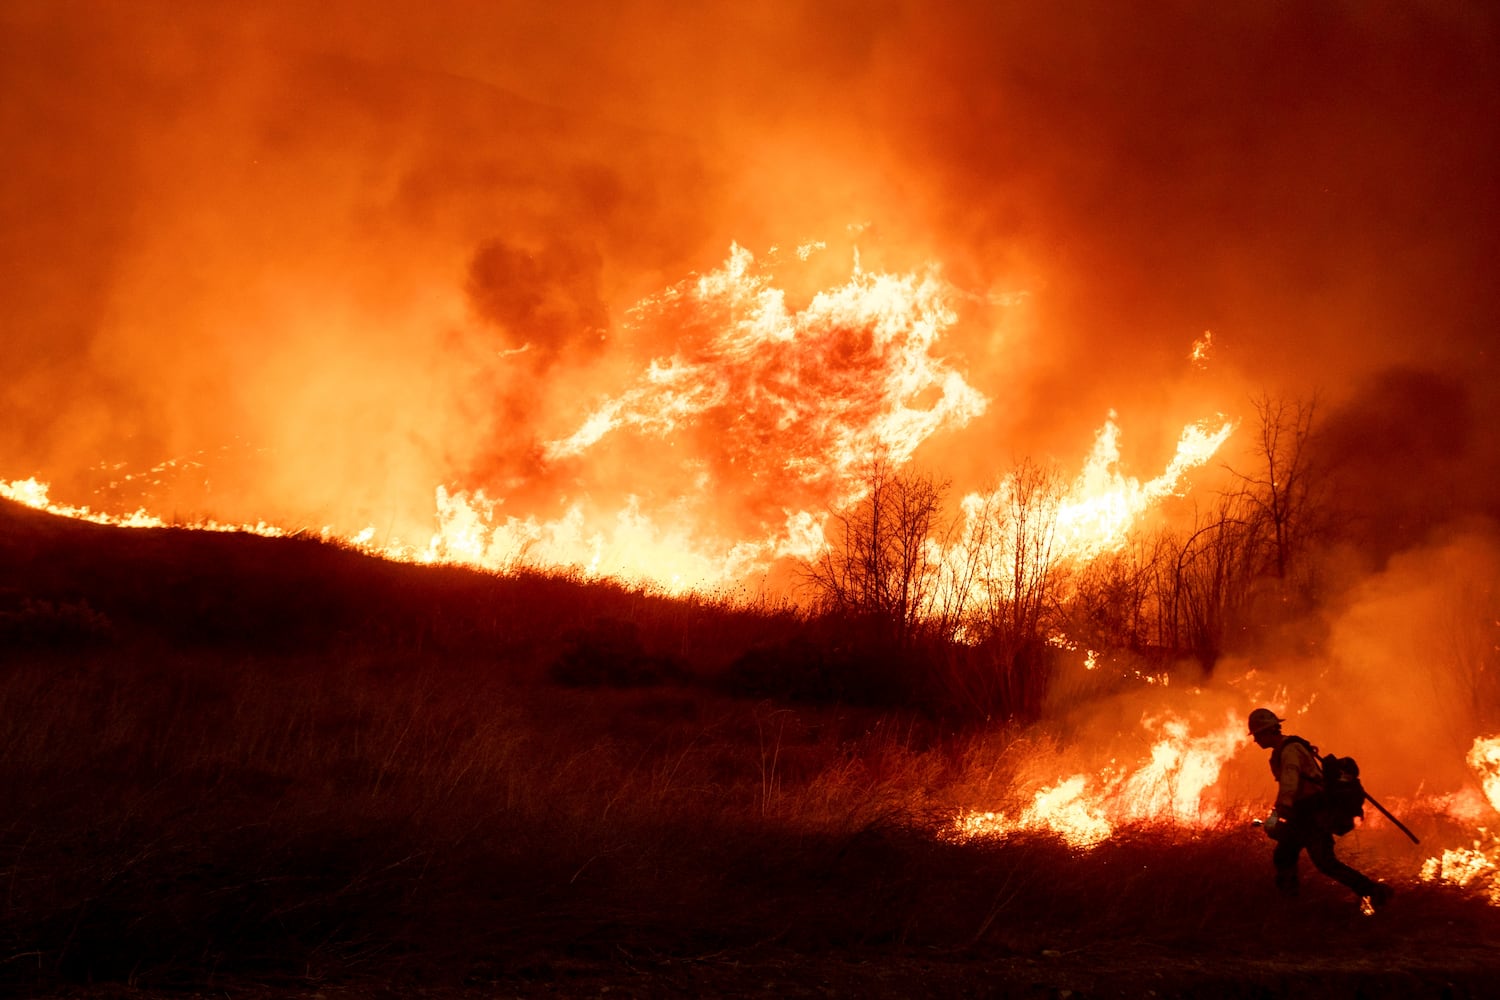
[3,1,1497,568]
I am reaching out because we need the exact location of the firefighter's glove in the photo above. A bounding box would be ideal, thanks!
[1262,812,1281,837]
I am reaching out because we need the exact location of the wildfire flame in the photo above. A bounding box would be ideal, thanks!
[1190,330,1213,369]
[0,478,286,536]
[3,242,1234,597]
[543,243,986,490]
[952,723,1500,902]
[1421,734,1500,902]
[1054,415,1234,562]
[953,712,1246,848]
[1468,734,1500,813]
[1422,845,1500,903]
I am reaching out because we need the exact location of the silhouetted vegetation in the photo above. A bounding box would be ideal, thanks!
[0,597,114,648]
[0,394,1341,721]
[548,615,689,688]
[801,395,1348,692]
[4,439,1500,997]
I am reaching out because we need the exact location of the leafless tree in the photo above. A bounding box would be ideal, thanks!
[1434,578,1500,741]
[1065,530,1168,653]
[944,459,1066,717]
[994,459,1064,650]
[804,459,948,648]
[1228,392,1329,590]
[925,492,986,646]
[1167,497,1259,676]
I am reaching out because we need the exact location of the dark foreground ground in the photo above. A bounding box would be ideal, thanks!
[31,940,1500,999]
[4,500,1500,998]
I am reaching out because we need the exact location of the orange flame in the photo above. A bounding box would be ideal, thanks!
[1190,330,1213,369]
[937,415,1234,619]
[1055,414,1235,562]
[952,711,1246,848]
[1468,733,1500,813]
[5,242,1233,597]
[0,477,286,536]
[1420,734,1500,902]
[546,244,986,480]
[1422,845,1500,903]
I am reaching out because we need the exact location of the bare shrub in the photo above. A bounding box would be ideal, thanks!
[802,459,950,650]
[0,597,114,648]
[548,615,688,688]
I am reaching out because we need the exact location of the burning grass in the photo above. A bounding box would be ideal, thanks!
[2,646,1497,996]
[3,501,1500,995]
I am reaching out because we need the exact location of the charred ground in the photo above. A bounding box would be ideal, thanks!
[2,498,1499,999]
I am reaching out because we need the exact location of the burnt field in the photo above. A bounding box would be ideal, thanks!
[3,498,1500,999]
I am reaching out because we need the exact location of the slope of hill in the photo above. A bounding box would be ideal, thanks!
[0,495,786,669]
[4,499,1500,998]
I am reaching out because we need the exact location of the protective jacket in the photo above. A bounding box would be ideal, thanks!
[1269,735,1324,817]
[1261,731,1385,903]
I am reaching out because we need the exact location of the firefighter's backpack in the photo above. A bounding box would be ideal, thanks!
[1279,735,1367,835]
[1317,752,1367,835]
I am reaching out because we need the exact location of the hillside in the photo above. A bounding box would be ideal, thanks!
[3,500,1500,998]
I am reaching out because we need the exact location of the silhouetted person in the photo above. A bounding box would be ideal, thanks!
[1248,708,1393,907]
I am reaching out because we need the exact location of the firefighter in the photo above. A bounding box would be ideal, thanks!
[1248,707,1393,907]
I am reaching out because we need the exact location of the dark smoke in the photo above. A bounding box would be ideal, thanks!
[466,238,609,365]
[1318,367,1499,565]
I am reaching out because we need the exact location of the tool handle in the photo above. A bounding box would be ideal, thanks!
[1364,790,1420,844]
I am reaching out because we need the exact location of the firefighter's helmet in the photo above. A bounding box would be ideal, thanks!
[1248,707,1284,736]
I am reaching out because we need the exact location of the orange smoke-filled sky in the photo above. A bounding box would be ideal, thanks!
[3,1,1497,560]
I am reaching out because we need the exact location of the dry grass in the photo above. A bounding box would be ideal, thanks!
[3,500,1500,995]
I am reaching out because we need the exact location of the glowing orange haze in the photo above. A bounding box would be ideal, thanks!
[5,241,1500,907]
[4,3,1494,607]
[3,243,1232,600]
[5,4,1497,903]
